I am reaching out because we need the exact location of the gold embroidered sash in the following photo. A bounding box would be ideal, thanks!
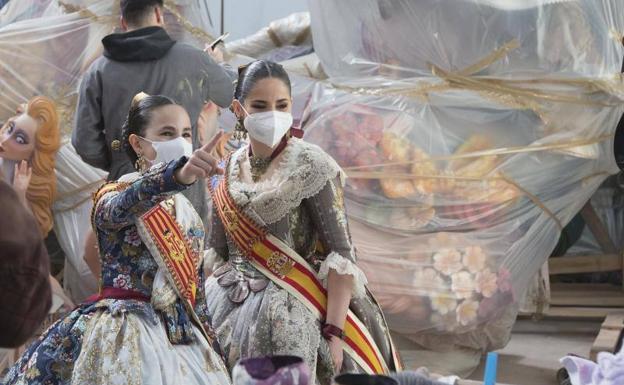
[209,167,402,375]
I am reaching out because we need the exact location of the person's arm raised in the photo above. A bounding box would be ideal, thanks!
[174,131,224,185]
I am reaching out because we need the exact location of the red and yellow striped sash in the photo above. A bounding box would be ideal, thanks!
[210,173,400,375]
[141,205,199,307]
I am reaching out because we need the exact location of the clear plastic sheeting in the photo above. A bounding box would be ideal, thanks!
[299,0,624,354]
[0,1,112,123]
[295,77,620,350]
[566,177,624,257]
[0,0,215,122]
[310,0,624,79]
[0,0,217,302]
[226,12,312,61]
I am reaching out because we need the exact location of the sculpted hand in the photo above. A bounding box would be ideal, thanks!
[13,160,32,203]
[174,131,224,185]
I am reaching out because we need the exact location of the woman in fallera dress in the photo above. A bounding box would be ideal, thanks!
[204,60,402,385]
[3,93,231,385]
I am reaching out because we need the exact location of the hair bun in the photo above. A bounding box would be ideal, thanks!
[131,92,150,108]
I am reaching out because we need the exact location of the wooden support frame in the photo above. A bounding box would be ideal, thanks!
[590,312,624,361]
[543,200,624,319]
[549,254,621,275]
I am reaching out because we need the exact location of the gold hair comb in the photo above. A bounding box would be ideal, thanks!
[131,91,150,107]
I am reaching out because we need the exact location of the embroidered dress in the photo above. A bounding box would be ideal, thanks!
[3,159,230,385]
[205,138,396,385]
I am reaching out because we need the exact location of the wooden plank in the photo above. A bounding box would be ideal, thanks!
[590,328,622,361]
[550,283,623,292]
[551,296,624,307]
[580,202,618,254]
[540,306,624,319]
[549,284,624,307]
[549,254,622,275]
[602,314,624,330]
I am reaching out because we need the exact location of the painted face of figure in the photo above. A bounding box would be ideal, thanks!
[0,113,38,162]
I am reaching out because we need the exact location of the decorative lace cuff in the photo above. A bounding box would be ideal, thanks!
[318,252,368,299]
[203,248,225,274]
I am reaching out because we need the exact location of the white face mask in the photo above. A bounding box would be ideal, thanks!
[140,136,193,165]
[242,106,293,149]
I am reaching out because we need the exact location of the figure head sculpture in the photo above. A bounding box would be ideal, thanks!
[0,96,61,236]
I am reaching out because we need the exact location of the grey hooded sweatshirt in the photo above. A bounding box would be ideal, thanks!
[72,26,235,222]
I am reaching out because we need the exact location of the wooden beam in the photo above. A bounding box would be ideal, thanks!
[580,202,618,254]
[540,306,624,318]
[591,328,622,361]
[549,254,622,275]
[550,283,624,307]
[590,314,624,361]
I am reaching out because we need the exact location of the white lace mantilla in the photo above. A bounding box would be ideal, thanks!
[318,252,368,298]
[227,138,346,225]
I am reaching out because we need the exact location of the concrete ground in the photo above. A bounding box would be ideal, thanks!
[395,318,601,385]
[468,318,601,385]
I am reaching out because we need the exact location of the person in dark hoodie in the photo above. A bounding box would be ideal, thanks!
[72,0,235,223]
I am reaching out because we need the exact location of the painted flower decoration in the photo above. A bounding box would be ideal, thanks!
[431,311,459,332]
[413,267,447,294]
[113,274,131,289]
[456,299,479,326]
[451,270,476,299]
[497,267,512,293]
[430,294,458,315]
[478,296,497,319]
[462,246,486,273]
[427,232,454,251]
[433,249,463,276]
[475,268,498,298]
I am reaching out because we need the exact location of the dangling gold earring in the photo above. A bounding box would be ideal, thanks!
[135,153,148,173]
[234,119,247,140]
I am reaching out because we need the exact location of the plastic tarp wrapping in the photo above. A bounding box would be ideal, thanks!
[0,0,216,302]
[566,179,624,257]
[226,12,312,61]
[310,0,624,79]
[302,0,624,355]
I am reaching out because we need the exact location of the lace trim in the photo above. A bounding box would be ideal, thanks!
[318,252,368,299]
[228,137,346,224]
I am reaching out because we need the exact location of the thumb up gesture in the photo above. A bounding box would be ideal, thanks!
[174,131,224,185]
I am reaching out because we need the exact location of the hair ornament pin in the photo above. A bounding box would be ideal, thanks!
[131,91,150,107]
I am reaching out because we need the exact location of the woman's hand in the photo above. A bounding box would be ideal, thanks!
[174,131,224,185]
[328,336,344,373]
[13,160,32,204]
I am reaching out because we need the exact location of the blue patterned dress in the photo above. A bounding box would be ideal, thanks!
[3,159,230,385]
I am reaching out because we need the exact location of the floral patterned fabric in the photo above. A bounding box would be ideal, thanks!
[205,139,397,385]
[3,159,230,385]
